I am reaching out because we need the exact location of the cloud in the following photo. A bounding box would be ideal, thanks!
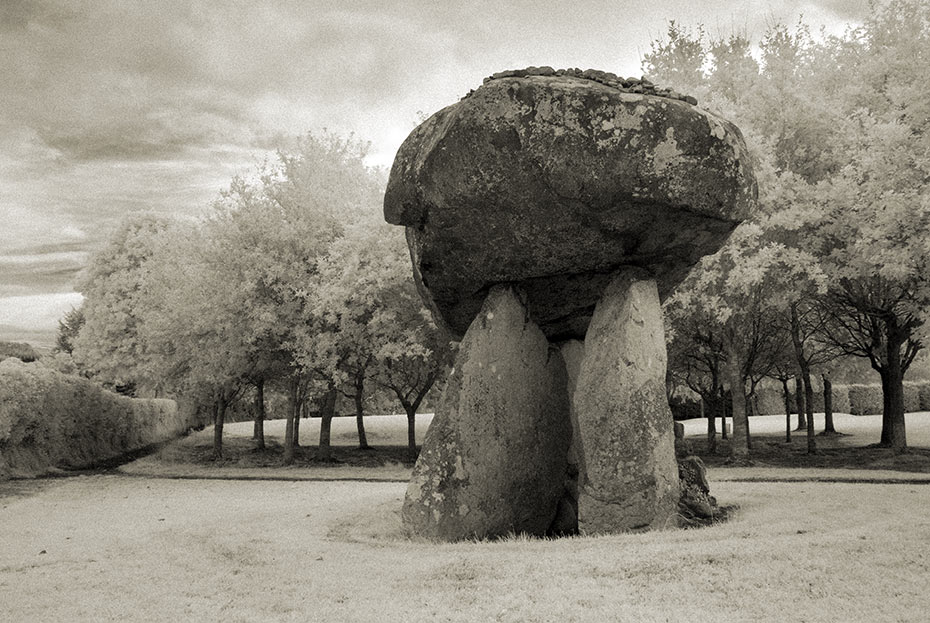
[0,292,84,339]
[0,249,89,298]
[0,0,875,345]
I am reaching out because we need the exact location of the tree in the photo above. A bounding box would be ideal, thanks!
[648,4,930,456]
[72,212,174,392]
[374,287,454,463]
[808,2,930,452]
[0,341,38,362]
[666,309,726,452]
[666,226,797,459]
[139,220,259,459]
[295,221,453,462]
[184,131,386,463]
[54,306,84,355]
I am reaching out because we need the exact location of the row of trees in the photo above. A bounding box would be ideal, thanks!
[651,0,930,457]
[55,1,928,465]
[62,133,453,461]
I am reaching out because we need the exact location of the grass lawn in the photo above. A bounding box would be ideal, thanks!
[122,411,930,482]
[2,475,929,622]
[119,414,436,481]
[3,411,929,621]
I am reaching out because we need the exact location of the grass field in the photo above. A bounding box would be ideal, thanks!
[2,412,930,621]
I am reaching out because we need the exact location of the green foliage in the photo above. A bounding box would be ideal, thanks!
[830,385,852,415]
[54,306,84,355]
[0,341,38,363]
[753,387,790,416]
[0,358,187,478]
[841,382,926,416]
[657,0,930,450]
[72,212,173,388]
[916,382,930,411]
[846,384,885,416]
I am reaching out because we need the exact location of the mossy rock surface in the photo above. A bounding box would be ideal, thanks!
[384,70,757,339]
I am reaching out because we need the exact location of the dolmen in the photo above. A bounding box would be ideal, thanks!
[384,67,756,540]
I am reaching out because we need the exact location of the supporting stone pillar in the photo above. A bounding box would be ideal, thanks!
[574,269,680,533]
[401,285,573,541]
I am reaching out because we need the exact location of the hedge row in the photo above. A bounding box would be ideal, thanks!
[754,381,930,416]
[676,381,930,420]
[0,359,189,479]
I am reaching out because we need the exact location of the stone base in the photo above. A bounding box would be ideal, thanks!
[401,286,573,541]
[573,269,681,533]
[402,271,683,539]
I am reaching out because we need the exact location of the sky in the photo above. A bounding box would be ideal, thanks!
[0,0,872,348]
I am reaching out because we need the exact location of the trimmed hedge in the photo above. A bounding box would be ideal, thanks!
[754,387,786,416]
[0,359,189,479]
[846,384,882,416]
[903,382,922,414]
[751,381,930,416]
[831,385,852,414]
[844,382,924,415]
[919,383,930,411]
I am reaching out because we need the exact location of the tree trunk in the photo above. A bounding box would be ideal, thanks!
[879,370,892,446]
[253,379,265,450]
[794,376,806,431]
[212,394,226,460]
[884,337,908,453]
[822,374,836,434]
[804,372,816,454]
[789,304,815,453]
[725,352,748,459]
[354,373,369,449]
[405,404,417,462]
[292,398,301,447]
[318,386,337,461]
[283,377,298,465]
[703,396,717,453]
[782,377,792,443]
[719,386,728,440]
[746,393,753,450]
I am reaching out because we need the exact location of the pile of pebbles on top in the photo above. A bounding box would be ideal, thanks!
[475,66,698,106]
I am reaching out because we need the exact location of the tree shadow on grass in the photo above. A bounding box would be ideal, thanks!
[679,434,930,473]
[180,436,417,469]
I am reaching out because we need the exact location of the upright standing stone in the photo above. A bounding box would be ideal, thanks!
[401,286,573,540]
[574,269,680,533]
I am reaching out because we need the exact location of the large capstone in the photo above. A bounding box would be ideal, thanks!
[401,285,573,541]
[384,70,757,339]
[574,269,680,533]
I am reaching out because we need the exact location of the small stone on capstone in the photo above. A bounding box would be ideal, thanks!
[684,95,698,105]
